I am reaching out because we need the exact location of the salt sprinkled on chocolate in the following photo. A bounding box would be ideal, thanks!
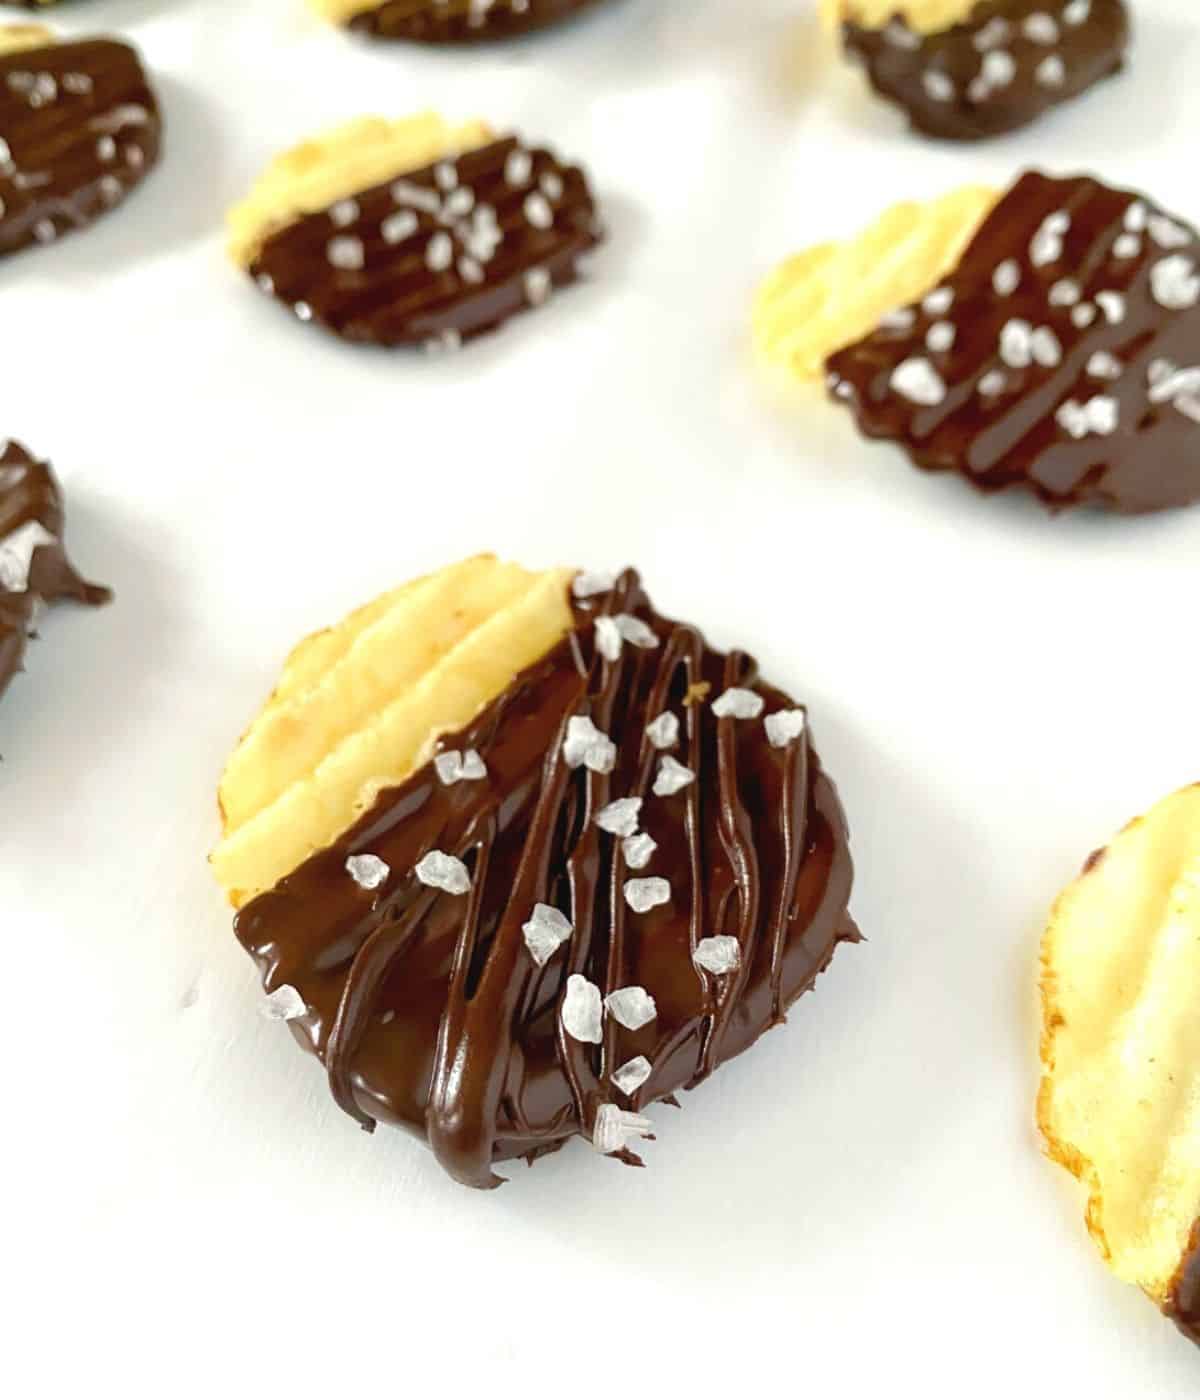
[653,755,695,797]
[611,1056,653,1097]
[562,715,617,774]
[1151,255,1200,311]
[415,850,472,895]
[694,936,742,976]
[926,321,956,353]
[522,903,573,967]
[922,70,955,103]
[261,984,307,1021]
[974,18,1011,50]
[922,287,954,316]
[890,357,946,406]
[595,797,643,838]
[594,615,622,663]
[572,569,615,599]
[1149,216,1191,251]
[1049,278,1080,306]
[0,520,55,592]
[1024,13,1060,43]
[764,709,807,749]
[622,832,657,871]
[993,259,1021,296]
[1087,351,1123,380]
[605,986,657,1031]
[1056,395,1119,439]
[345,853,390,890]
[880,307,916,331]
[434,749,487,785]
[615,613,659,649]
[712,687,765,720]
[593,1104,654,1156]
[561,973,603,1043]
[1095,290,1126,324]
[624,877,671,914]
[645,711,679,749]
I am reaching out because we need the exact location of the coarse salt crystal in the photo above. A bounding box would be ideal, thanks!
[1048,278,1080,306]
[624,877,671,914]
[605,986,657,1031]
[612,1056,653,1097]
[561,974,603,1043]
[1023,13,1059,43]
[572,569,616,598]
[434,749,487,785]
[1031,326,1063,368]
[1087,351,1122,381]
[1151,255,1200,310]
[595,615,622,662]
[595,797,643,838]
[712,687,765,720]
[890,356,946,406]
[622,832,657,871]
[993,259,1021,296]
[0,520,54,593]
[415,850,471,895]
[1112,233,1141,260]
[562,715,617,774]
[694,936,741,976]
[1149,216,1192,250]
[262,984,307,1021]
[645,712,679,749]
[926,321,956,354]
[522,903,573,966]
[764,709,807,748]
[1095,290,1126,324]
[593,1104,654,1156]
[345,853,390,890]
[922,287,954,316]
[653,755,695,797]
[1000,319,1034,369]
[922,70,955,103]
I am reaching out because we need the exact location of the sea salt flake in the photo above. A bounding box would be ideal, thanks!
[712,687,765,720]
[561,974,603,1043]
[1149,216,1192,250]
[889,356,946,406]
[1023,13,1059,42]
[595,615,623,662]
[563,715,617,774]
[694,936,741,976]
[415,850,471,895]
[1031,326,1062,368]
[460,749,487,780]
[615,614,659,649]
[522,903,573,967]
[922,287,954,316]
[879,306,916,331]
[539,171,564,201]
[1071,302,1097,328]
[262,984,306,1021]
[605,986,657,1031]
[926,321,956,354]
[993,259,1021,296]
[612,1056,653,1097]
[593,1104,654,1155]
[1064,0,1091,23]
[524,192,554,230]
[425,231,454,273]
[1147,362,1200,404]
[0,521,54,592]
[1095,290,1126,323]
[624,877,671,914]
[973,17,1011,49]
[922,70,955,102]
[653,755,696,797]
[1124,201,1148,233]
[434,161,458,192]
[622,832,657,871]
[981,50,1016,87]
[978,369,1007,397]
[764,709,807,748]
[524,266,552,306]
[572,569,615,599]
[1151,255,1200,310]
[391,180,441,215]
[294,301,313,322]
[345,853,390,890]
[327,235,364,271]
[1030,226,1063,268]
[1112,233,1141,259]
[999,319,1034,369]
[504,148,533,186]
[645,712,679,749]
[1036,53,1066,87]
[595,797,643,838]
[329,198,359,228]
[1057,395,1119,439]
[434,749,487,785]
[1087,351,1123,381]
[1048,278,1080,306]
[884,17,920,48]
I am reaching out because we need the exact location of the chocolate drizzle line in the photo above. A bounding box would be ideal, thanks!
[826,171,1200,513]
[0,440,111,709]
[236,571,858,1189]
[249,135,601,349]
[842,0,1129,143]
[0,38,162,258]
[349,0,612,44]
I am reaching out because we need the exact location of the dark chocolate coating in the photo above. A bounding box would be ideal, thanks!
[249,135,601,349]
[349,0,611,43]
[0,37,161,258]
[0,440,111,708]
[235,571,858,1189]
[826,171,1200,513]
[1168,1225,1200,1345]
[842,0,1129,142]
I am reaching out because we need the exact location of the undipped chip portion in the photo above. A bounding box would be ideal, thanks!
[211,556,574,906]
[752,185,998,380]
[1039,784,1200,1342]
[227,113,494,268]
[819,0,979,34]
[0,24,54,57]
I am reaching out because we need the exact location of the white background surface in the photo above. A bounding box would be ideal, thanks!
[4,0,1199,1392]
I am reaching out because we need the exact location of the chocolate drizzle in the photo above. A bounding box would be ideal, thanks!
[0,37,161,258]
[841,0,1129,142]
[249,136,601,348]
[826,171,1200,513]
[348,0,611,43]
[0,440,111,708]
[236,572,858,1188]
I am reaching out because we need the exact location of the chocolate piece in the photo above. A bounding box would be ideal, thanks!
[349,0,612,42]
[249,136,601,348]
[235,571,858,1188]
[0,440,111,707]
[0,36,161,258]
[1169,1229,1200,1345]
[842,1,1130,142]
[826,172,1200,513]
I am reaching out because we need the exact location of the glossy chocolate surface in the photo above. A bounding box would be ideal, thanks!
[236,571,858,1189]
[349,0,611,43]
[0,37,161,258]
[842,0,1129,142]
[826,171,1200,513]
[0,440,111,707]
[1168,1224,1200,1345]
[250,135,601,348]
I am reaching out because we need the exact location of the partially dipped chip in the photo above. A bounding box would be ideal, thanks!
[823,0,1131,141]
[0,439,111,712]
[219,563,859,1187]
[757,170,1200,513]
[1039,785,1200,1344]
[228,113,603,349]
[0,26,162,258]
[313,0,613,43]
